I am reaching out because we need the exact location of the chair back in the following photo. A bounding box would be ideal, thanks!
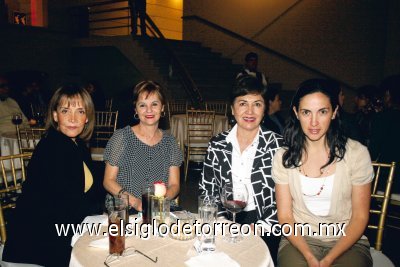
[368,162,396,251]
[184,110,215,181]
[0,153,32,242]
[105,98,113,111]
[206,101,228,116]
[17,127,46,154]
[92,111,118,147]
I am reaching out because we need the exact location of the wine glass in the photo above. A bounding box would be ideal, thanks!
[11,113,23,125]
[221,181,248,243]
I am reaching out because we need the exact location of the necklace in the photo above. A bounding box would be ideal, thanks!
[299,162,333,197]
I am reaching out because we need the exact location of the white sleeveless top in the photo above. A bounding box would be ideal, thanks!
[300,173,335,216]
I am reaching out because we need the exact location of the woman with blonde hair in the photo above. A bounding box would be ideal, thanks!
[3,85,104,266]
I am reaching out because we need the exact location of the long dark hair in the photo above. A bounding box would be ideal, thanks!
[282,79,347,169]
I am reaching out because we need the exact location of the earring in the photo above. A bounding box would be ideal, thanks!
[161,111,166,117]
[134,113,139,119]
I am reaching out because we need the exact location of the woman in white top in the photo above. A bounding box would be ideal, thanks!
[272,79,373,267]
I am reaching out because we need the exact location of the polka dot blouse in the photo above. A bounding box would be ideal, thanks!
[104,126,183,198]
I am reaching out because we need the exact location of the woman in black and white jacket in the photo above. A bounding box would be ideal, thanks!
[199,75,282,264]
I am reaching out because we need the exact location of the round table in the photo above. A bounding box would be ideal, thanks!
[69,216,273,267]
[170,114,229,152]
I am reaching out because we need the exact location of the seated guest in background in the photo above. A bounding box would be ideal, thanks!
[273,79,373,267]
[354,84,382,146]
[262,85,285,134]
[2,85,105,266]
[103,81,182,211]
[0,74,29,134]
[328,80,363,143]
[236,52,268,88]
[84,80,106,111]
[200,75,282,264]
[369,74,400,193]
[15,79,47,126]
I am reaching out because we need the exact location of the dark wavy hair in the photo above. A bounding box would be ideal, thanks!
[282,79,347,170]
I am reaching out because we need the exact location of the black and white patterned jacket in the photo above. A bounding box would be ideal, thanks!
[199,126,282,228]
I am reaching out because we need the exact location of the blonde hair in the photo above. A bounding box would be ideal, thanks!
[46,85,95,141]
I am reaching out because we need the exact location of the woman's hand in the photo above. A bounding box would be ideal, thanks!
[305,254,320,267]
[129,196,142,212]
[319,257,333,267]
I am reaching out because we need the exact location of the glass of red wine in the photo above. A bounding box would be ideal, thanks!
[11,113,23,125]
[221,181,248,243]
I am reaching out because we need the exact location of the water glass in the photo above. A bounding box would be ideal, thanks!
[198,202,217,252]
[198,195,216,214]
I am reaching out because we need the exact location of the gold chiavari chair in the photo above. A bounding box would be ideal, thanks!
[0,153,32,242]
[92,111,118,147]
[184,110,215,182]
[17,127,46,154]
[91,111,118,161]
[105,98,113,111]
[206,101,228,116]
[368,162,396,266]
[167,100,188,126]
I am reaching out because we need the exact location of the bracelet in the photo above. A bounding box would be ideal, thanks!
[117,188,126,198]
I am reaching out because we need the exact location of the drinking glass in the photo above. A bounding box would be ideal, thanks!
[11,113,23,125]
[142,183,154,224]
[107,195,128,255]
[220,182,248,243]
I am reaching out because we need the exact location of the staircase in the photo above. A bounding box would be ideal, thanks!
[137,38,242,101]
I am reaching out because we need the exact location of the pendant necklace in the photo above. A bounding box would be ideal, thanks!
[300,163,332,197]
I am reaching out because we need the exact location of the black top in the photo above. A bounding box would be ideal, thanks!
[3,128,104,267]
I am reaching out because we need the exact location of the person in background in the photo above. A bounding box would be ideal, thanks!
[354,85,382,146]
[15,79,47,126]
[200,75,282,264]
[262,85,285,134]
[0,74,29,135]
[103,81,182,211]
[128,0,147,37]
[369,74,400,193]
[236,52,268,88]
[2,85,105,266]
[328,80,362,143]
[84,80,106,111]
[273,79,373,267]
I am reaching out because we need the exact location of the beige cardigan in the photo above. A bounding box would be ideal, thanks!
[272,139,373,241]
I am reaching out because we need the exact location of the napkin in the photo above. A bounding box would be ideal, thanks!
[71,215,108,247]
[89,237,109,249]
[185,252,240,267]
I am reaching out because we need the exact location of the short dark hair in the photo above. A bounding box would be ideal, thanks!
[231,75,266,105]
[46,85,95,141]
[245,52,258,62]
[132,80,166,108]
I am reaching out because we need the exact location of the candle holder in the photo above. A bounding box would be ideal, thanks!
[151,196,170,224]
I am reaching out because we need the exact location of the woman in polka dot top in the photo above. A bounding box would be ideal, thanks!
[103,81,183,211]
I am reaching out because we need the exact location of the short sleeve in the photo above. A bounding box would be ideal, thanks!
[272,148,289,184]
[349,141,374,185]
[103,128,126,167]
[168,135,183,167]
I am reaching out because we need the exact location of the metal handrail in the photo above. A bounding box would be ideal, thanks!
[183,15,353,90]
[144,14,203,106]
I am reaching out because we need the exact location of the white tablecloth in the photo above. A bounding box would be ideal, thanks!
[170,114,229,152]
[69,216,273,267]
[0,131,20,157]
